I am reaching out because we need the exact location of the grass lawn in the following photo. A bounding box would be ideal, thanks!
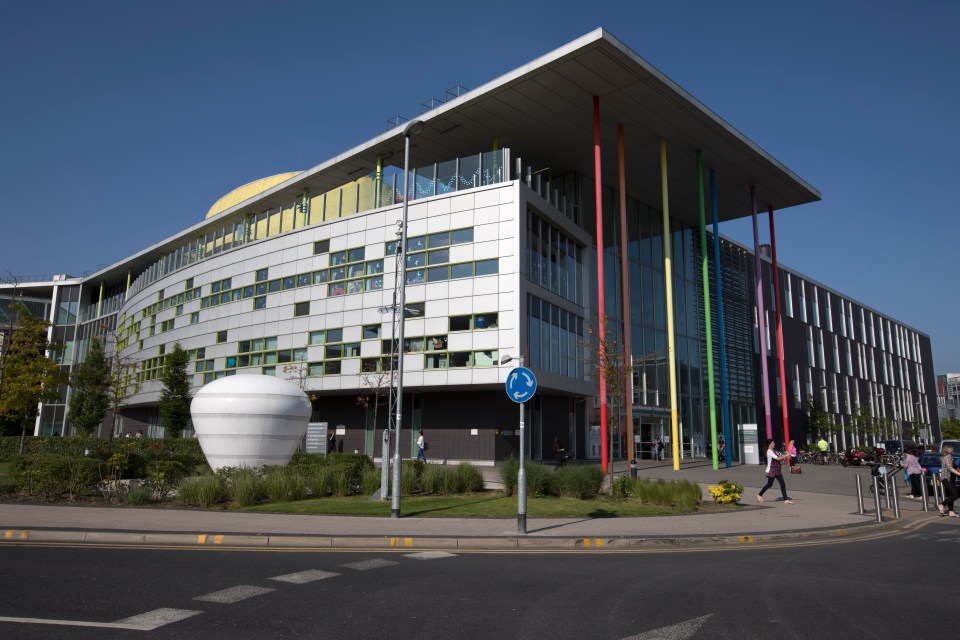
[238,492,716,518]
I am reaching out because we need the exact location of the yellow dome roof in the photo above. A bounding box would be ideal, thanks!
[205,172,302,219]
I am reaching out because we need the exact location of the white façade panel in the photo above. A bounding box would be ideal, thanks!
[473,240,499,259]
[424,282,449,301]
[474,206,499,226]
[450,193,476,213]
[472,368,500,384]
[424,317,448,335]
[473,277,498,296]
[447,332,473,351]
[407,202,429,222]
[407,218,428,236]
[423,371,447,386]
[447,369,473,385]
[449,245,474,263]
[427,198,451,216]
[450,209,474,229]
[426,213,451,232]
[473,330,500,350]
[475,189,500,209]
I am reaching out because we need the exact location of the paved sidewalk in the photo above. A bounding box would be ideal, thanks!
[0,459,936,550]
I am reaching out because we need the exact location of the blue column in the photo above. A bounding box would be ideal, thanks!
[710,170,732,467]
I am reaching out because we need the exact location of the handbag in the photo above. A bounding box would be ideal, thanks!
[790,465,802,474]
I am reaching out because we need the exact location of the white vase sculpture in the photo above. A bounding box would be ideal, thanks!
[190,374,312,471]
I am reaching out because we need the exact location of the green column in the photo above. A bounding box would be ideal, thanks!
[697,150,718,470]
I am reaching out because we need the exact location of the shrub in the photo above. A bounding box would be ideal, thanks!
[307,467,334,498]
[499,457,519,496]
[361,468,382,495]
[553,465,603,499]
[124,484,153,505]
[0,474,22,494]
[627,477,702,509]
[13,454,101,499]
[707,480,742,504]
[455,463,485,492]
[523,461,553,496]
[222,468,266,506]
[263,467,308,502]
[176,475,228,507]
[331,468,352,497]
[613,474,634,499]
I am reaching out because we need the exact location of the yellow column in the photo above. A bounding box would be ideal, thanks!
[660,139,680,470]
[96,281,104,317]
[125,269,131,296]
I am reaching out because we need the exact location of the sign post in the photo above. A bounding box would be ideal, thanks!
[506,359,537,534]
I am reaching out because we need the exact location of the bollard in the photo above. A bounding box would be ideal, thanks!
[933,476,941,506]
[920,473,929,512]
[884,469,892,510]
[891,471,900,519]
[629,459,637,479]
[855,474,864,515]
[872,475,884,523]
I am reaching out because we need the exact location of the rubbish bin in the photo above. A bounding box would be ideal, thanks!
[629,459,637,479]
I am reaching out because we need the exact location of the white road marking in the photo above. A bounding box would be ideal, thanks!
[270,570,340,584]
[0,608,200,631]
[404,551,457,560]
[341,558,398,571]
[113,608,203,630]
[194,585,275,603]
[621,614,712,640]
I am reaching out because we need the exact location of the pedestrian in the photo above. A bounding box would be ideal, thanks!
[416,430,428,462]
[553,436,568,468]
[135,430,143,438]
[757,439,794,504]
[327,427,336,456]
[718,435,726,462]
[817,435,829,464]
[787,439,798,467]
[654,435,663,461]
[903,448,924,499]
[936,445,959,518]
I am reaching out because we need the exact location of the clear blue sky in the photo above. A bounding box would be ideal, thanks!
[2,1,958,373]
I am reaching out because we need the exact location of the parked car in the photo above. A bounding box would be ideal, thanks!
[918,451,960,478]
[878,440,918,455]
[939,440,960,453]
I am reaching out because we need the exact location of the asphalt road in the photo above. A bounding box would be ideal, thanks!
[1,521,956,640]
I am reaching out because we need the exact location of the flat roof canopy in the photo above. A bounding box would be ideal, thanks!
[250,28,820,227]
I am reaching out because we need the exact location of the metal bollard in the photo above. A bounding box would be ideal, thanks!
[855,474,864,515]
[873,475,884,523]
[933,476,941,505]
[920,474,929,512]
[629,459,637,479]
[884,470,892,510]
[891,472,900,519]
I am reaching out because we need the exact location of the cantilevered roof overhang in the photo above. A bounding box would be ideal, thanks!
[227,27,819,228]
[87,28,819,286]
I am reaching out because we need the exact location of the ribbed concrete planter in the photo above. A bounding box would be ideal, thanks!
[190,375,311,472]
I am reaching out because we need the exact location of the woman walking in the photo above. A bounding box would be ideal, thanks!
[903,448,924,499]
[937,445,959,517]
[787,439,798,467]
[758,439,794,504]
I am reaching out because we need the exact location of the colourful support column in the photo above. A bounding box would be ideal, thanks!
[375,154,383,208]
[751,186,773,440]
[97,281,104,317]
[697,152,718,470]
[710,170,733,467]
[593,96,609,474]
[125,269,131,296]
[660,138,680,470]
[769,205,790,446]
[618,124,635,464]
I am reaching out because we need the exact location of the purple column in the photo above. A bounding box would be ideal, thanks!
[751,185,773,440]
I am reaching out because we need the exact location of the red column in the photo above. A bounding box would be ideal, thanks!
[594,96,609,473]
[769,205,790,446]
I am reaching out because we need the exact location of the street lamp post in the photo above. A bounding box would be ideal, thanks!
[500,354,527,534]
[390,119,424,519]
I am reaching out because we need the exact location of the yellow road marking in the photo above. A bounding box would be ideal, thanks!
[197,534,207,544]
[739,535,754,544]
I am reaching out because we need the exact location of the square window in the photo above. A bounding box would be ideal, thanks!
[428,231,449,248]
[449,351,471,367]
[365,276,383,291]
[324,361,341,375]
[243,285,254,298]
[283,276,296,290]
[427,266,448,282]
[474,313,497,329]
[405,269,425,285]
[325,344,343,359]
[238,354,250,367]
[313,239,330,255]
[403,303,424,319]
[297,273,311,287]
[450,263,473,279]
[328,283,345,297]
[277,350,292,364]
[406,253,426,269]
[222,278,231,290]
[308,362,324,377]
[475,258,498,276]
[217,330,228,343]
[265,336,278,350]
[427,335,447,351]
[190,311,199,324]
[239,340,251,353]
[176,304,183,316]
[231,289,242,301]
[451,228,473,244]
[428,248,449,265]
[254,296,266,310]
[313,270,328,285]
[348,263,365,279]
[293,348,307,361]
[226,356,237,368]
[330,251,347,266]
[326,328,343,343]
[347,247,365,263]
[450,315,471,331]
[185,278,194,289]
[262,366,276,376]
[294,301,310,317]
[385,240,398,256]
[211,281,221,294]
[362,325,380,340]
[309,330,325,345]
[473,350,497,366]
[344,342,361,357]
[268,279,281,293]
[425,353,447,369]
[255,282,267,295]
[406,236,426,252]
[366,260,384,275]
[256,268,269,282]
[346,280,363,294]
[329,266,345,281]
[251,338,264,352]
[381,338,399,354]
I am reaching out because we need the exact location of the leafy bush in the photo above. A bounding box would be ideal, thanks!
[421,463,486,495]
[456,463,485,492]
[707,480,742,504]
[361,468,382,495]
[12,454,101,499]
[613,474,634,499]
[307,467,334,498]
[0,474,22,494]
[625,477,702,509]
[553,465,603,499]
[176,475,228,507]
[499,457,519,496]
[0,436,205,467]
[499,457,554,496]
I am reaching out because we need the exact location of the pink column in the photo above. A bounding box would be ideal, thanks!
[593,96,609,473]
[769,205,790,446]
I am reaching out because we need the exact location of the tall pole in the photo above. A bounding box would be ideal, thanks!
[751,185,773,440]
[768,205,790,446]
[391,120,423,517]
[593,96,609,473]
[697,151,718,470]
[710,170,733,467]
[661,138,680,470]
[617,124,634,464]
[518,355,527,534]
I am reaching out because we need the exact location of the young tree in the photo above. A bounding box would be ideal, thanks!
[68,337,111,438]
[0,303,68,451]
[158,342,192,438]
[583,316,632,482]
[940,417,960,440]
[849,403,876,447]
[102,324,139,442]
[358,357,394,435]
[803,398,837,446]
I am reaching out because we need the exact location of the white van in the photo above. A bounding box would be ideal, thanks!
[940,439,960,452]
